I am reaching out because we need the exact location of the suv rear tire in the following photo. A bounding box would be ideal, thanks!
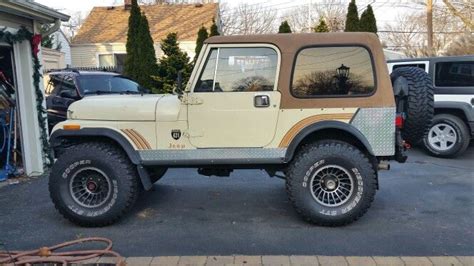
[49,142,139,227]
[422,114,470,158]
[286,140,377,226]
[391,67,434,144]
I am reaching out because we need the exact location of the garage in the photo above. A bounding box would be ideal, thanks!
[0,1,69,178]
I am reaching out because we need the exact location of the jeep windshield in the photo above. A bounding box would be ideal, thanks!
[77,75,144,96]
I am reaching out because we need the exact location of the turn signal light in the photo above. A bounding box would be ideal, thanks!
[63,124,81,131]
[395,114,404,128]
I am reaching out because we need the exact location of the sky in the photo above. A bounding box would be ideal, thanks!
[35,0,425,30]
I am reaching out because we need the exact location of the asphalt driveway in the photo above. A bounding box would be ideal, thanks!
[0,148,473,257]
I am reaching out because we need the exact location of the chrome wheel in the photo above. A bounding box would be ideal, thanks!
[310,165,354,207]
[69,167,112,208]
[428,123,457,151]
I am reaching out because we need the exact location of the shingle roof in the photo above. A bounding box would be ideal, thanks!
[72,3,218,44]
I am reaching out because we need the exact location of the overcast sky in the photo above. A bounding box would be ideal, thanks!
[35,0,425,30]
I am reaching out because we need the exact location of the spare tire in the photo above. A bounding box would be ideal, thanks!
[391,67,434,145]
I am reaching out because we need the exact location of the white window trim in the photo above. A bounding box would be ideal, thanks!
[95,52,126,67]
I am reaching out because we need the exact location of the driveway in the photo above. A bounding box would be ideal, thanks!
[0,148,473,257]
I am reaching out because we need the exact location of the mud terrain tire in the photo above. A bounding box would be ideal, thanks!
[49,142,139,227]
[286,140,377,226]
[391,67,434,144]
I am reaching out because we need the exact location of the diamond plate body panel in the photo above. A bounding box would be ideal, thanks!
[139,148,287,165]
[351,107,396,156]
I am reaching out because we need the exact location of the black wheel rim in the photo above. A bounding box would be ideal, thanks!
[310,165,354,207]
[69,167,112,208]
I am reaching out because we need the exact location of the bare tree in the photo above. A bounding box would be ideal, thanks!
[380,1,472,57]
[441,34,474,55]
[62,11,84,41]
[219,3,277,35]
[282,0,346,33]
[442,0,474,30]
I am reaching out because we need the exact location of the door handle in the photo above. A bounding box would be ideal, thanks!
[254,94,270,108]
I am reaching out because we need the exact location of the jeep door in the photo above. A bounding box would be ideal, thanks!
[187,45,281,148]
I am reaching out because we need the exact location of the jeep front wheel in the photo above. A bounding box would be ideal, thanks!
[286,141,377,226]
[49,142,139,227]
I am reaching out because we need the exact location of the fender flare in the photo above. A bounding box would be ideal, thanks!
[50,128,141,164]
[434,101,474,121]
[284,120,375,162]
[50,128,155,190]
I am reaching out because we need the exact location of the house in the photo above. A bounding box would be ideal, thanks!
[51,29,72,66]
[41,29,72,72]
[71,1,219,70]
[0,1,69,177]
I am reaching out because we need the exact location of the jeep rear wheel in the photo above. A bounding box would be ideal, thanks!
[49,142,139,227]
[423,114,470,158]
[391,67,434,144]
[286,141,377,226]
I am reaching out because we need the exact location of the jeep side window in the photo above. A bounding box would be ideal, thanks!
[195,49,218,92]
[49,74,64,95]
[291,46,375,97]
[194,47,278,92]
[58,75,79,98]
[435,61,474,87]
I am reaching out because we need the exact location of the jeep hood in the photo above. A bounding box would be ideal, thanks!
[68,94,166,121]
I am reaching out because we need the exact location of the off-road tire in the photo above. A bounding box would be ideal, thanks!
[391,67,434,144]
[149,167,168,184]
[422,114,470,158]
[286,140,377,226]
[49,142,139,227]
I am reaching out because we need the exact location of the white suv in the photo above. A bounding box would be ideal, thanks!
[388,56,474,158]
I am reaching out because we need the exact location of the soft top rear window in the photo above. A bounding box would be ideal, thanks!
[291,46,375,98]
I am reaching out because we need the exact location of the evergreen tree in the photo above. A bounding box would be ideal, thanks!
[344,0,360,32]
[137,12,158,90]
[278,21,292,33]
[124,0,158,91]
[195,26,208,62]
[359,5,377,34]
[155,33,193,94]
[124,0,141,79]
[314,18,329,32]
[209,18,220,36]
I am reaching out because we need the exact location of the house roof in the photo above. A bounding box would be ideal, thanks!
[72,3,218,44]
[0,0,70,23]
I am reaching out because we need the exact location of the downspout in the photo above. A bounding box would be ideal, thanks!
[41,19,61,37]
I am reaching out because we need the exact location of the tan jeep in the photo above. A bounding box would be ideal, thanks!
[49,33,433,227]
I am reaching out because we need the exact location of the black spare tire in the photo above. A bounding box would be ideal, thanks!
[391,67,434,145]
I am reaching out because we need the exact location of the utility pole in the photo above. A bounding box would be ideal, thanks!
[426,0,433,52]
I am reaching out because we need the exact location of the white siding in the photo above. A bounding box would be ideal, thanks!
[71,41,197,67]
[52,30,71,65]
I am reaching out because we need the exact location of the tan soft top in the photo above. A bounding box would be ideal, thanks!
[206,33,394,109]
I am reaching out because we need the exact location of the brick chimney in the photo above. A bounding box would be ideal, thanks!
[124,0,132,10]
